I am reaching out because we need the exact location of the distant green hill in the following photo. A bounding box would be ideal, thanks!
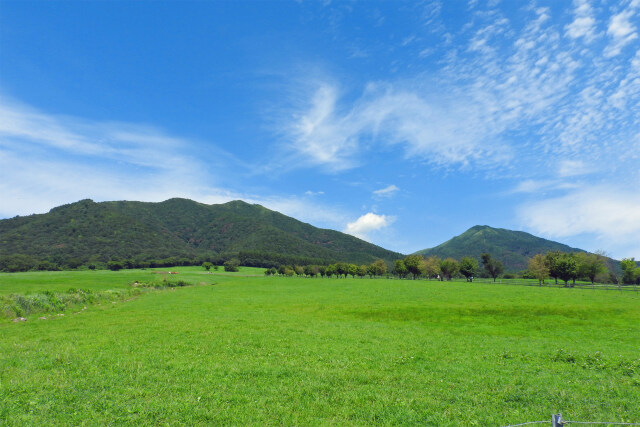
[414,225,586,272]
[0,198,402,270]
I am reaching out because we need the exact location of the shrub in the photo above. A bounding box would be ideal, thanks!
[224,259,240,272]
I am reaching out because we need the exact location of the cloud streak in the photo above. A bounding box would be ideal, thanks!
[281,2,640,185]
[373,184,399,197]
[0,95,354,234]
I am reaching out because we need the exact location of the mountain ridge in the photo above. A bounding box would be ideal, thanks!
[1,199,613,273]
[0,198,402,269]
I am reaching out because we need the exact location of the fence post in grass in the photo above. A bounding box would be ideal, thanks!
[552,413,565,427]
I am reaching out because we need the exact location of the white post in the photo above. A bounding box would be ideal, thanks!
[552,413,565,427]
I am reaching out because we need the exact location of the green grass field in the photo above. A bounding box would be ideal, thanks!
[1,268,639,425]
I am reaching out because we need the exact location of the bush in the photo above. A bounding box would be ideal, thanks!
[224,259,240,272]
[107,261,124,271]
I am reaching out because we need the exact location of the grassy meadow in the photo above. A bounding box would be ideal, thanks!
[1,267,639,425]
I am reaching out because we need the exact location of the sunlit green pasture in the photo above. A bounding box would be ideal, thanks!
[1,271,639,426]
[0,266,263,295]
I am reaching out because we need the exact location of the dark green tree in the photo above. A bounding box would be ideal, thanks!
[421,256,441,279]
[394,259,408,278]
[528,253,548,286]
[439,258,459,281]
[555,253,578,286]
[347,264,358,278]
[403,255,423,279]
[357,264,368,278]
[545,251,562,284]
[369,259,387,277]
[335,262,349,278]
[459,256,479,282]
[318,265,327,278]
[621,258,639,285]
[303,265,318,277]
[107,260,124,271]
[325,264,336,278]
[576,252,607,284]
[481,253,504,282]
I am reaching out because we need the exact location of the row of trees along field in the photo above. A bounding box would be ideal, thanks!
[392,253,505,282]
[403,251,639,286]
[260,253,640,286]
[262,259,389,278]
[527,251,640,285]
[0,250,332,273]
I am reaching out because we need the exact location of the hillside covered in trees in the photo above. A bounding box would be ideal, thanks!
[0,198,402,271]
[415,225,589,272]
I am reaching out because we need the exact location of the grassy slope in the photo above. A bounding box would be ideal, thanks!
[1,270,639,425]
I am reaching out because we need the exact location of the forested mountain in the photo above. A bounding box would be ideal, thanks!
[0,198,402,270]
[415,225,586,272]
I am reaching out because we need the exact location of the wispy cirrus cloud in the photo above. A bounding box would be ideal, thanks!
[511,179,579,194]
[282,83,361,172]
[280,1,640,187]
[280,79,514,173]
[0,95,213,178]
[0,96,207,216]
[0,94,362,237]
[373,184,399,198]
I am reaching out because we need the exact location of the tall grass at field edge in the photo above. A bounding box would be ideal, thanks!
[0,279,195,319]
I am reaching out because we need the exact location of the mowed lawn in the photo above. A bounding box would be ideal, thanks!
[1,272,639,426]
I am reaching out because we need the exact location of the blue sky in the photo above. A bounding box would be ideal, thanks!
[1,0,639,260]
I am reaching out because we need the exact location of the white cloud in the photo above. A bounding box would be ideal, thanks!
[0,95,361,242]
[283,4,639,176]
[604,9,638,57]
[557,160,592,177]
[511,179,579,194]
[282,81,515,173]
[518,186,640,259]
[373,184,399,197]
[0,97,210,217]
[565,0,597,42]
[284,83,360,172]
[0,96,345,228]
[344,212,394,240]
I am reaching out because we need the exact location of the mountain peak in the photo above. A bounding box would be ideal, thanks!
[415,225,584,271]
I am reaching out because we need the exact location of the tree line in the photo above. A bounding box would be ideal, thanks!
[262,259,389,278]
[527,251,639,286]
[257,255,502,281]
[260,252,640,286]
[0,250,341,273]
[390,253,504,282]
[3,247,639,286]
